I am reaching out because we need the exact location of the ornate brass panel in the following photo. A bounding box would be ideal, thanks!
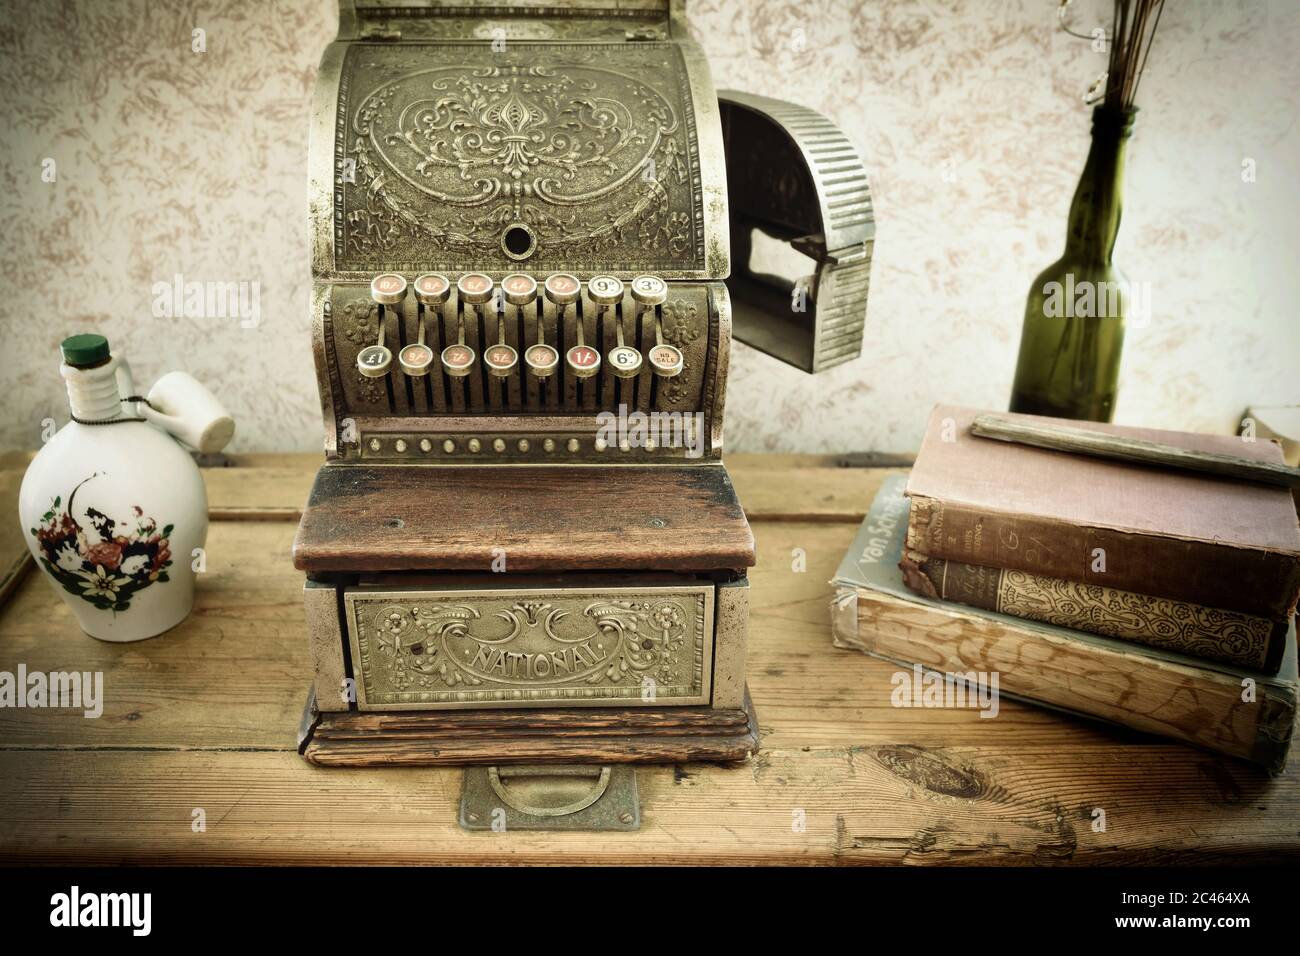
[334,42,707,276]
[345,583,715,710]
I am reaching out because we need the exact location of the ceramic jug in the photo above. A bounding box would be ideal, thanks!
[18,334,234,641]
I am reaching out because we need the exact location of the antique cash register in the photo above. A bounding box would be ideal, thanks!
[293,0,873,828]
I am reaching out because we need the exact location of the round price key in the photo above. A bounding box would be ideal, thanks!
[441,343,476,377]
[399,343,434,377]
[413,273,451,305]
[484,343,519,378]
[357,343,392,377]
[608,345,643,379]
[544,273,581,306]
[525,343,559,378]
[370,273,407,305]
[648,343,683,378]
[566,343,601,378]
[501,274,538,306]
[457,273,494,306]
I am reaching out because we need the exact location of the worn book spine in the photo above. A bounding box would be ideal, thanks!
[905,494,1300,620]
[899,549,1286,673]
[833,584,1296,773]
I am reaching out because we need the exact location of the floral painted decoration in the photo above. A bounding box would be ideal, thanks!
[29,475,174,613]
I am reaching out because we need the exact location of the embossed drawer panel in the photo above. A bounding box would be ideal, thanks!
[344,584,715,711]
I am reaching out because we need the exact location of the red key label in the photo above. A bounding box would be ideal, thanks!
[568,345,599,367]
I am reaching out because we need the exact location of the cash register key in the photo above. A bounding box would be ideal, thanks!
[412,273,451,306]
[484,342,519,378]
[543,273,581,306]
[357,343,392,377]
[566,343,601,379]
[587,275,624,307]
[399,342,435,377]
[648,343,684,378]
[608,344,643,379]
[501,273,538,307]
[630,274,668,307]
[441,342,476,377]
[525,343,559,378]
[456,273,494,306]
[370,273,407,306]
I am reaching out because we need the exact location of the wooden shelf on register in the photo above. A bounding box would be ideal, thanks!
[2,452,1298,864]
[292,462,755,574]
[299,687,759,767]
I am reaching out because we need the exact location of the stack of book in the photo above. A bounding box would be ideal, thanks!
[832,405,1300,772]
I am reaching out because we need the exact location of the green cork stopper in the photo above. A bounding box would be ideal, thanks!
[61,333,111,367]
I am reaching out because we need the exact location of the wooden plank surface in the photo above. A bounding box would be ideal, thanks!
[292,463,756,572]
[205,453,895,523]
[0,455,1296,864]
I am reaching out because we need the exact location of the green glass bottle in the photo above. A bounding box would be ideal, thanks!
[1010,106,1135,421]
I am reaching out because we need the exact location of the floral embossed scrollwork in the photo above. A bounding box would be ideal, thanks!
[586,599,688,686]
[997,571,1269,667]
[340,55,696,265]
[372,604,483,689]
[366,598,694,692]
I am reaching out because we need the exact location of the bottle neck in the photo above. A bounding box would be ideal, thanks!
[1063,106,1134,267]
[61,356,124,422]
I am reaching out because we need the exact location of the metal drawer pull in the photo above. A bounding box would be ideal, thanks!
[487,765,611,818]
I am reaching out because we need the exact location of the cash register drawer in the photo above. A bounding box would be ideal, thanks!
[344,581,715,711]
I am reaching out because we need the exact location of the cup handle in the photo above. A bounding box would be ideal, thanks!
[141,373,235,454]
[114,357,136,402]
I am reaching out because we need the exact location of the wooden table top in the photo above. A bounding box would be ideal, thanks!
[1,452,1296,865]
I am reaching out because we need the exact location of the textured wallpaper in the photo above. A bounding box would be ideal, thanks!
[1,0,1296,454]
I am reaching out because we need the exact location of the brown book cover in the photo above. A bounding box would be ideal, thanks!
[899,549,1287,672]
[905,405,1300,619]
[832,475,1298,772]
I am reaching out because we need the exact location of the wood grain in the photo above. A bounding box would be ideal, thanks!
[1,457,1297,864]
[198,453,899,523]
[292,462,756,573]
[841,586,1296,771]
[0,520,1135,753]
[1,743,1295,865]
[302,691,758,766]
